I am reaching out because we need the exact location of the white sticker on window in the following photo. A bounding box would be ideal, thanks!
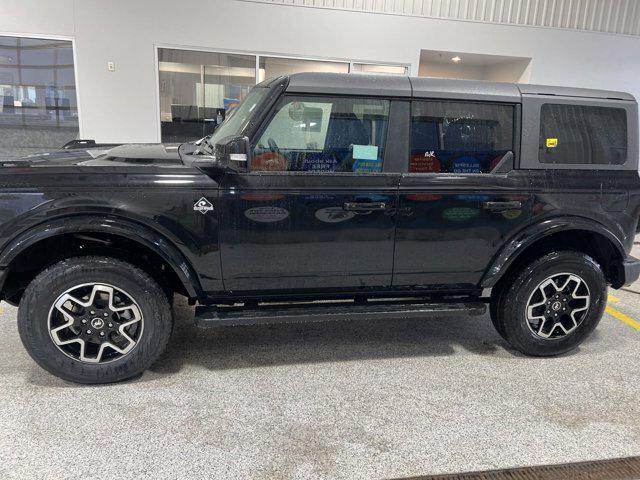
[352,144,379,160]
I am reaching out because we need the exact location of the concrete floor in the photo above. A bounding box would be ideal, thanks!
[2,251,640,479]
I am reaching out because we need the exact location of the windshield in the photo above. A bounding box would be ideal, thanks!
[196,87,269,155]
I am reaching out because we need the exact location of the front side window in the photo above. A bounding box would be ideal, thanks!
[539,104,627,165]
[252,95,390,173]
[410,100,515,174]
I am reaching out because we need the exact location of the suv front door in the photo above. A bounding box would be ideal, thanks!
[392,99,532,291]
[218,94,400,294]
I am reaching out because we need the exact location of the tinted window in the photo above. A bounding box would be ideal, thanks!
[539,104,627,165]
[253,95,390,173]
[410,101,514,174]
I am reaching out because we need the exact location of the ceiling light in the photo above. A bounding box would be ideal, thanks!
[451,56,462,63]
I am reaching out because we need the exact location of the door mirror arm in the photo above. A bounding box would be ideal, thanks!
[183,135,251,175]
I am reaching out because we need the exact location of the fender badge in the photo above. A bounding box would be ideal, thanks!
[194,197,214,214]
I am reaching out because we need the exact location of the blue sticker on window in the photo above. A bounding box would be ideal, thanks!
[353,158,382,173]
[452,156,481,174]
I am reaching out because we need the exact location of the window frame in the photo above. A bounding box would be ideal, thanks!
[520,95,638,171]
[248,92,398,175]
[405,98,520,176]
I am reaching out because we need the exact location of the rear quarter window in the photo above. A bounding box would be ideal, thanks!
[539,104,627,165]
[410,100,515,174]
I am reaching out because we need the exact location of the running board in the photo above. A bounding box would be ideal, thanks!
[194,300,487,328]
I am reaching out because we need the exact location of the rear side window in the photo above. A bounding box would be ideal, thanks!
[252,95,390,173]
[539,104,627,165]
[410,100,515,174]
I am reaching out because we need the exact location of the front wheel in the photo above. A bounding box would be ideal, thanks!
[493,251,606,356]
[18,256,173,384]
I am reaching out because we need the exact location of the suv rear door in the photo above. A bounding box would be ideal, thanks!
[218,94,403,294]
[392,97,532,291]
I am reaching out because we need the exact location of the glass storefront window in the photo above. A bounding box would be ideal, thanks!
[258,57,349,83]
[0,36,78,159]
[158,49,256,143]
[351,63,408,75]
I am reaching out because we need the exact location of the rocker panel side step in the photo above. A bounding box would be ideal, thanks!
[194,300,487,328]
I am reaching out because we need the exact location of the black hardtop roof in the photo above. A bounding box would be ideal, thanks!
[282,72,635,102]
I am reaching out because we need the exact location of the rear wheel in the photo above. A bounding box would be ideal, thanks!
[18,256,172,383]
[493,251,606,356]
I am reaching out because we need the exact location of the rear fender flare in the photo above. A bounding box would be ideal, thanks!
[480,216,626,288]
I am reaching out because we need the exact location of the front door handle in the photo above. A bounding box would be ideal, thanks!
[343,201,387,212]
[483,201,522,212]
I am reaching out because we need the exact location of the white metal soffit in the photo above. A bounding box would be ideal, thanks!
[243,0,640,36]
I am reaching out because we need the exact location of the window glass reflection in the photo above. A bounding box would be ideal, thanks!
[0,36,78,159]
[351,63,408,75]
[158,49,256,143]
[253,95,390,173]
[539,104,627,165]
[410,100,514,174]
[258,57,348,83]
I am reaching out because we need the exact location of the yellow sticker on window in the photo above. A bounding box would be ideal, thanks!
[546,138,558,148]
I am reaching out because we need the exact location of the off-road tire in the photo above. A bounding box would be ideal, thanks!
[489,284,507,339]
[18,256,173,384]
[494,251,606,356]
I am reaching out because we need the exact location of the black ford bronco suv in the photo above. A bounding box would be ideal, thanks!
[1,73,639,383]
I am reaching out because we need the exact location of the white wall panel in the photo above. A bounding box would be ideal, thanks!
[244,0,640,35]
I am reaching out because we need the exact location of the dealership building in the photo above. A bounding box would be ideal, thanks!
[0,0,639,159]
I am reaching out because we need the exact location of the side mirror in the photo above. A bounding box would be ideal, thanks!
[216,135,250,173]
[190,135,250,174]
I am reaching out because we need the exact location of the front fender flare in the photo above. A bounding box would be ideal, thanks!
[0,214,203,299]
[480,216,626,288]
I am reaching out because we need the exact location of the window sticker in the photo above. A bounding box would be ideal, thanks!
[546,138,558,148]
[353,144,379,160]
[301,153,339,172]
[252,152,288,171]
[410,153,441,173]
[353,158,382,173]
[452,155,481,174]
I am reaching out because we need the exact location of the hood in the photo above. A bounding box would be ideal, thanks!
[0,143,184,167]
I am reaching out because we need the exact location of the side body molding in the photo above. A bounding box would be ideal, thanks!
[480,216,626,288]
[0,215,203,299]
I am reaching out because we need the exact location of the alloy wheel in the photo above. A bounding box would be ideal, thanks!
[47,283,144,363]
[525,273,590,339]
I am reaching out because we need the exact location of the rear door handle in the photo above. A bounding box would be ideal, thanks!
[343,201,387,212]
[482,201,522,212]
